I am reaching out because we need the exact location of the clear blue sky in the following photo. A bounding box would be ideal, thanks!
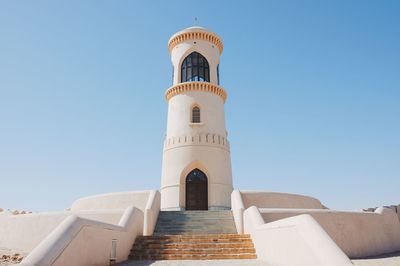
[0,1,399,212]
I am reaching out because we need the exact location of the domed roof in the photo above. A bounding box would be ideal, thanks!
[168,26,224,54]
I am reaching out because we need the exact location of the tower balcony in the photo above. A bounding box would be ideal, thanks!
[165,82,227,102]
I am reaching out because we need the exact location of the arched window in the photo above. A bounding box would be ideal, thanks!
[217,64,220,85]
[181,52,210,82]
[192,106,200,123]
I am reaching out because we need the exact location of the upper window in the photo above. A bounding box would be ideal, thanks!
[192,106,201,123]
[181,52,210,83]
[217,64,220,85]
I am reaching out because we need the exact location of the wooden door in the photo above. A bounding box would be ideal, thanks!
[185,169,208,210]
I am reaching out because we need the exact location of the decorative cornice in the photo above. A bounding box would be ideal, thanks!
[168,30,224,54]
[165,82,227,102]
[164,133,230,152]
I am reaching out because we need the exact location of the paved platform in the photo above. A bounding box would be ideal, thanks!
[117,252,400,266]
[116,259,273,266]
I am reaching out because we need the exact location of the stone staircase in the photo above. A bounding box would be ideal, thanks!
[154,210,237,235]
[129,211,257,260]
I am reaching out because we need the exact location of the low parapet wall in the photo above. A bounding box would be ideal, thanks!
[232,190,400,260]
[71,190,160,236]
[70,190,152,212]
[244,206,353,266]
[259,207,400,258]
[231,190,325,234]
[0,190,161,257]
[0,209,124,253]
[241,190,325,209]
[19,207,143,266]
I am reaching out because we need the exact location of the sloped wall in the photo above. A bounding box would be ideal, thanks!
[0,210,124,253]
[244,207,353,266]
[259,207,400,258]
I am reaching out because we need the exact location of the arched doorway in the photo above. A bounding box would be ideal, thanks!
[185,168,208,210]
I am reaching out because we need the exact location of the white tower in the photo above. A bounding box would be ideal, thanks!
[161,26,233,211]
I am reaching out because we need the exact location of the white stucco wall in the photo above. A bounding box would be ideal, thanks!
[241,191,325,209]
[0,210,124,253]
[161,145,232,210]
[165,92,226,137]
[0,190,160,254]
[70,190,151,212]
[19,207,143,266]
[259,207,400,258]
[231,190,326,234]
[244,206,352,266]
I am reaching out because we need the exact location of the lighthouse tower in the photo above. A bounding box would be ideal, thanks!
[160,26,233,211]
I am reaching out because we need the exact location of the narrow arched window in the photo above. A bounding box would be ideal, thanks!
[217,64,220,85]
[192,106,201,123]
[181,52,210,82]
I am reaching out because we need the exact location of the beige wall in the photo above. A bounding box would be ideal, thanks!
[231,190,325,234]
[241,191,325,209]
[165,92,227,137]
[234,190,400,259]
[0,210,124,253]
[19,207,143,266]
[259,207,400,258]
[161,92,232,211]
[161,144,232,210]
[1,189,160,255]
[70,190,151,212]
[244,206,352,266]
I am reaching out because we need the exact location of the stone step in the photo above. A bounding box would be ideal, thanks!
[153,232,236,235]
[157,214,233,217]
[155,221,235,225]
[153,228,236,232]
[155,211,232,218]
[157,215,234,218]
[133,247,256,255]
[159,211,232,213]
[129,254,257,260]
[156,219,234,223]
[154,211,236,235]
[126,211,256,261]
[153,227,236,232]
[155,222,235,225]
[133,242,254,250]
[135,237,252,244]
[137,234,251,240]
[156,223,234,227]
[158,214,234,217]
[130,232,257,261]
[156,218,234,221]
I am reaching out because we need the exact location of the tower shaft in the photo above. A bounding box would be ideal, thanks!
[161,27,232,211]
